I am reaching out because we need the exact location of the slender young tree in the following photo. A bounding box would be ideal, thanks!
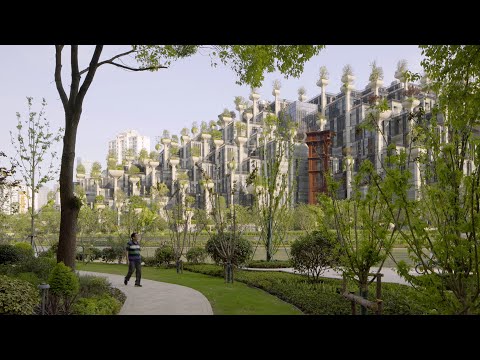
[53,45,324,268]
[165,182,207,274]
[247,113,297,261]
[10,97,63,249]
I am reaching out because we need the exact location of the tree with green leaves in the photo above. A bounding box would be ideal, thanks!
[317,98,400,315]
[53,45,324,268]
[248,113,297,261]
[165,183,207,273]
[9,97,63,248]
[0,151,20,214]
[368,45,480,314]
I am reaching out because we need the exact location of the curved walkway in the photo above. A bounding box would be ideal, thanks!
[77,271,213,315]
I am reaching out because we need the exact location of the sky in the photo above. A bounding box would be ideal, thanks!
[0,45,424,188]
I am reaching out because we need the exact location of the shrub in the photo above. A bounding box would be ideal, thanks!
[246,260,292,268]
[47,262,80,314]
[14,242,35,261]
[142,256,158,267]
[101,246,124,264]
[186,247,207,264]
[290,230,338,281]
[16,272,41,286]
[0,275,40,315]
[78,274,111,298]
[109,287,127,305]
[154,246,174,265]
[72,294,122,315]
[0,244,20,265]
[38,242,58,258]
[205,233,252,267]
[18,256,56,282]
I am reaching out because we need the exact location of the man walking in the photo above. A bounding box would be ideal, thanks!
[124,232,142,287]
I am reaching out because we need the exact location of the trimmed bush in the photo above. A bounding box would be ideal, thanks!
[183,264,446,315]
[186,247,207,264]
[14,242,35,261]
[0,275,40,315]
[102,244,125,264]
[205,233,252,266]
[154,246,175,265]
[142,256,158,267]
[246,260,292,268]
[72,294,122,315]
[78,274,111,298]
[109,287,127,305]
[290,230,337,281]
[16,272,41,286]
[18,257,56,282]
[47,262,80,314]
[0,244,20,264]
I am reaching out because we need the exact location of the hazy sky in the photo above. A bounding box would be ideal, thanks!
[0,45,424,186]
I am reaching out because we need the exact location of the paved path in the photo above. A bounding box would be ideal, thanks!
[77,266,413,315]
[77,271,213,315]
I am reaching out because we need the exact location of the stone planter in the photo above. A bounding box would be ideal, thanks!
[298,94,307,102]
[272,89,280,97]
[206,181,214,190]
[341,83,355,93]
[161,138,171,145]
[201,133,211,140]
[379,109,392,121]
[341,74,355,84]
[213,139,224,147]
[108,169,124,178]
[169,158,180,167]
[181,135,190,144]
[76,173,85,179]
[316,78,329,87]
[95,203,105,210]
[402,98,420,112]
[191,156,200,163]
[149,161,160,167]
[235,136,247,145]
[125,156,135,162]
[250,93,260,101]
[129,176,140,185]
[370,79,384,89]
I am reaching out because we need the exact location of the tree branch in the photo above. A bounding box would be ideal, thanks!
[78,49,167,75]
[54,45,68,111]
[98,61,167,72]
[76,46,104,111]
[70,45,80,107]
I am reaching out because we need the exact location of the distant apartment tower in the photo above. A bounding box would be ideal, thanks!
[108,130,151,164]
[0,183,37,215]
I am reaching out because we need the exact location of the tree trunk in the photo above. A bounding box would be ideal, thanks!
[57,113,81,268]
[266,218,272,261]
[359,282,369,315]
[225,262,233,283]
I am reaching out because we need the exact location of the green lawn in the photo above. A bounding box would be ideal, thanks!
[76,262,302,315]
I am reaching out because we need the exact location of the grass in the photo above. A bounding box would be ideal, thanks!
[76,262,302,315]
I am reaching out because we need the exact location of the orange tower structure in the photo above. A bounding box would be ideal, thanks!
[306,130,334,204]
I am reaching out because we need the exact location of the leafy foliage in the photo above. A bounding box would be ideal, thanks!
[205,233,252,266]
[290,229,338,281]
[0,275,40,315]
